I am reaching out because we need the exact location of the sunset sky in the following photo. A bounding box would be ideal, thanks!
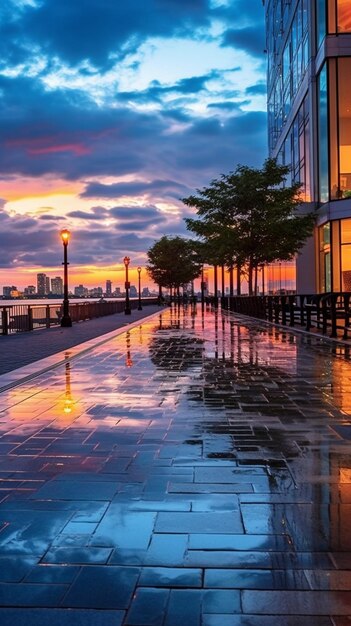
[1,0,267,290]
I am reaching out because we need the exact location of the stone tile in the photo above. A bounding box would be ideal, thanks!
[41,547,112,564]
[139,567,202,587]
[144,534,188,566]
[125,588,169,624]
[91,506,156,549]
[62,566,139,609]
[155,512,243,533]
[30,481,118,501]
[168,483,253,494]
[188,533,289,551]
[304,570,351,590]
[202,589,241,613]
[0,583,67,606]
[165,589,202,626]
[185,550,272,568]
[0,608,124,625]
[25,564,80,583]
[242,590,351,615]
[204,568,309,589]
[0,556,38,582]
[202,617,333,626]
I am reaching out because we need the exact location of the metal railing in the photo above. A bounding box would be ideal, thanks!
[0,298,158,335]
[215,293,351,340]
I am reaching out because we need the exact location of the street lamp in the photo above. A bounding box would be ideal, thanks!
[60,229,72,327]
[124,256,131,315]
[137,266,142,311]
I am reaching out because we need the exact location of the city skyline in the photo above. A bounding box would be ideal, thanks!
[0,0,267,288]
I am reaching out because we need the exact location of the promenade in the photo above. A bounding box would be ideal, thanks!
[0,304,351,625]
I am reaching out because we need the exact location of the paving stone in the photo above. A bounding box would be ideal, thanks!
[242,590,351,615]
[155,512,243,533]
[139,567,202,587]
[61,566,140,609]
[0,609,125,626]
[125,588,169,624]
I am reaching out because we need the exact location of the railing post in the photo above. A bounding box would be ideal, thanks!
[28,306,33,331]
[46,305,51,328]
[281,295,287,325]
[288,296,295,326]
[330,295,337,338]
[2,308,8,335]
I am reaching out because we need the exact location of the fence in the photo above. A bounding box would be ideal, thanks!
[213,293,351,340]
[0,298,158,335]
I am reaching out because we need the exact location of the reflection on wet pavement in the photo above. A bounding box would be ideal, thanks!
[1,305,351,623]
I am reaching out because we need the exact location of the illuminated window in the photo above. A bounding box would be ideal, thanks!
[341,219,351,290]
[338,0,351,32]
[338,58,351,199]
[318,65,329,203]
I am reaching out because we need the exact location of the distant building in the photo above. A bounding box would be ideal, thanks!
[142,287,150,297]
[45,276,50,294]
[105,280,112,296]
[37,273,47,296]
[51,276,63,295]
[89,287,103,298]
[114,287,121,297]
[3,285,17,298]
[74,284,88,297]
[130,285,137,298]
[23,285,36,296]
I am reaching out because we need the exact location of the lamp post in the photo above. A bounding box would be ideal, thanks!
[60,229,72,327]
[137,266,142,311]
[124,256,131,315]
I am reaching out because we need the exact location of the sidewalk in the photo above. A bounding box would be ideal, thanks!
[0,304,351,624]
[0,304,161,376]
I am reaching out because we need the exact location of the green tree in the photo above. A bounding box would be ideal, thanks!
[183,158,316,294]
[146,236,202,296]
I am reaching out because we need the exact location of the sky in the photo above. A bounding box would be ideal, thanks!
[0,0,267,290]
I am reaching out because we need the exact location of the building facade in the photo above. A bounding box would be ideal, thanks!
[264,0,351,292]
[37,273,48,296]
[51,276,63,295]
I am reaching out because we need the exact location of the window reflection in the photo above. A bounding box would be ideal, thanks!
[318,65,329,203]
[338,58,351,198]
[338,0,351,32]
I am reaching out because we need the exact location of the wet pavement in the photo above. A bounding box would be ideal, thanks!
[1,305,351,624]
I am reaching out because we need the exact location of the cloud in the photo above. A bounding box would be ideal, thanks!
[2,0,210,70]
[222,27,265,57]
[81,179,190,199]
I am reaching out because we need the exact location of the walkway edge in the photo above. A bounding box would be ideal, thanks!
[0,310,161,394]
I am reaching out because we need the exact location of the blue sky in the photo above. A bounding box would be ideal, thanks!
[0,0,267,288]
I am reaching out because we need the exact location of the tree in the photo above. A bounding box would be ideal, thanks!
[146,236,202,296]
[183,158,317,294]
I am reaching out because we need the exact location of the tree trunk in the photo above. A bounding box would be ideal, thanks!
[214,265,218,299]
[221,265,225,297]
[236,264,241,296]
[229,266,234,297]
[248,262,253,296]
[254,266,258,295]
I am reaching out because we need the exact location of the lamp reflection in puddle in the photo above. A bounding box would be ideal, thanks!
[125,331,133,368]
[63,359,73,414]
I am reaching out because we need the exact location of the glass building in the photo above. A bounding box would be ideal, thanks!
[264,0,351,292]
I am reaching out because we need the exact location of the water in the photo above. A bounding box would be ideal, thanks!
[0,297,125,307]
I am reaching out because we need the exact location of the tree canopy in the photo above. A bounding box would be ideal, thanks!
[146,235,202,290]
[183,158,316,293]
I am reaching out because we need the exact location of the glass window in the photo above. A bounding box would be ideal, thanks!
[319,223,331,292]
[329,60,339,200]
[338,0,351,32]
[318,65,329,203]
[338,58,351,199]
[316,0,327,48]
